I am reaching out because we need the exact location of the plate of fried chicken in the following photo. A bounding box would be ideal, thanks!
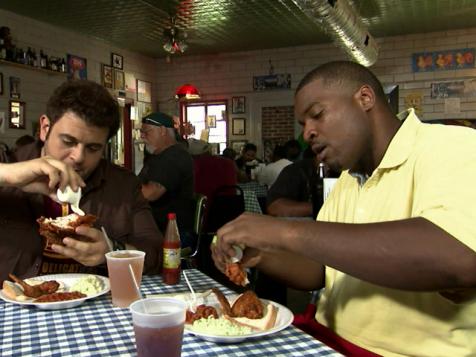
[183,288,293,343]
[0,273,110,310]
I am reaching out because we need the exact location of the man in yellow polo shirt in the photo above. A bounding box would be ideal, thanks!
[212,61,476,356]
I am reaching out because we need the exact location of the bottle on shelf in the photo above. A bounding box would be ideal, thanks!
[39,50,47,69]
[50,57,58,71]
[60,58,66,72]
[26,47,33,66]
[162,212,181,285]
[31,48,38,67]
[0,38,6,60]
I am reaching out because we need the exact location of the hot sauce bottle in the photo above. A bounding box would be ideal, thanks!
[162,212,181,285]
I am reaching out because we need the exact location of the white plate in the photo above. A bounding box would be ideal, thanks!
[185,298,294,343]
[0,273,110,310]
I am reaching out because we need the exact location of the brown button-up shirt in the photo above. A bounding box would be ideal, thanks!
[0,141,163,281]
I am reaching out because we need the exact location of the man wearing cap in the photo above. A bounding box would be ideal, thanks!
[139,112,195,248]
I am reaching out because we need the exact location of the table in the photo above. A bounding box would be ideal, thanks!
[0,270,341,356]
[239,182,267,214]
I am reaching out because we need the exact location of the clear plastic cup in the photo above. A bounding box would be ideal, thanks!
[105,250,145,307]
[130,298,187,357]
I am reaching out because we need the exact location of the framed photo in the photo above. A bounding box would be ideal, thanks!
[232,117,246,135]
[111,53,123,70]
[9,76,20,99]
[9,100,25,129]
[0,72,3,95]
[114,69,125,90]
[101,64,113,89]
[67,54,87,80]
[209,143,220,155]
[137,79,152,103]
[231,140,247,154]
[232,96,245,114]
[207,115,216,128]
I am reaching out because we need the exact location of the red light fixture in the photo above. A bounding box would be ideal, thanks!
[175,84,200,100]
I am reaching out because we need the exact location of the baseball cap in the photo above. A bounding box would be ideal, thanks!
[141,112,174,128]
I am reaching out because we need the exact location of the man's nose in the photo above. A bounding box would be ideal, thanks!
[303,121,317,142]
[70,145,85,164]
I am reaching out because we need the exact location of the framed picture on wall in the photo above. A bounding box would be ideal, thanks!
[209,143,220,155]
[67,54,87,80]
[101,64,113,89]
[114,69,125,90]
[9,100,25,129]
[111,53,123,70]
[137,79,152,103]
[207,115,216,128]
[231,140,247,154]
[232,96,245,114]
[232,117,246,135]
[9,76,20,99]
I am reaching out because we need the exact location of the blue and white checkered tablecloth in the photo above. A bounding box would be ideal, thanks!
[0,269,341,356]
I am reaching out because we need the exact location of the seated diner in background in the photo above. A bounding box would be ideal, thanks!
[256,144,292,189]
[266,147,319,219]
[212,61,476,356]
[0,80,162,282]
[235,142,261,183]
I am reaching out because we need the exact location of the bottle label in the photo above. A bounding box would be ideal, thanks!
[163,248,180,269]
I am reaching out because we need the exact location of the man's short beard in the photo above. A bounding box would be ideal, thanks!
[145,144,157,154]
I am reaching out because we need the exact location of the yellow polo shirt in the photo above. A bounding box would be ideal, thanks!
[316,109,476,356]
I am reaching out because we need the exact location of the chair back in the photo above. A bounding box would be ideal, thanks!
[181,194,207,267]
[205,185,245,233]
[193,193,207,236]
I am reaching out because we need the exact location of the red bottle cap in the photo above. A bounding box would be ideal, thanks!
[167,212,176,220]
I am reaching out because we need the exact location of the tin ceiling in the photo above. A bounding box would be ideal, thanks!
[1,0,476,58]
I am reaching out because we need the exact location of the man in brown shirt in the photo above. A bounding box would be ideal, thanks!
[0,80,162,281]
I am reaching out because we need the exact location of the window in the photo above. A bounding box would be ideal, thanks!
[184,101,227,154]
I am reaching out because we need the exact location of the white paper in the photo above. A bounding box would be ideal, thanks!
[444,97,461,114]
[0,112,5,134]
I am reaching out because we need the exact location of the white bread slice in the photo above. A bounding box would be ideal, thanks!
[226,303,278,331]
[2,280,24,300]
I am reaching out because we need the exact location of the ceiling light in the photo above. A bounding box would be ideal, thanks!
[175,84,200,100]
[163,17,188,55]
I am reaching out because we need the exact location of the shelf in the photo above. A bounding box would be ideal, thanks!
[0,59,67,76]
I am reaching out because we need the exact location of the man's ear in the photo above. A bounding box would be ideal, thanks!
[39,115,50,142]
[355,85,375,111]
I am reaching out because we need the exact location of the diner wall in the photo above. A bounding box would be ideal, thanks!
[0,9,158,147]
[157,27,476,156]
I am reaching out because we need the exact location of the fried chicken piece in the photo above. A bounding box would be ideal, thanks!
[37,213,97,246]
[35,291,86,303]
[185,304,218,324]
[231,290,264,319]
[225,262,249,287]
[8,274,60,298]
[212,287,234,316]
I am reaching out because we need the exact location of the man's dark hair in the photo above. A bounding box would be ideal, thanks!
[222,147,236,160]
[296,61,387,102]
[272,144,287,161]
[46,80,120,139]
[243,143,257,153]
[284,139,301,161]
